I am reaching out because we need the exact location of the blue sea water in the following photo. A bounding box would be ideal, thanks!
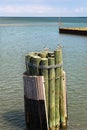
[0,17,87,130]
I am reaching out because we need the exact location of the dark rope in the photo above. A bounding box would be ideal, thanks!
[27,62,63,70]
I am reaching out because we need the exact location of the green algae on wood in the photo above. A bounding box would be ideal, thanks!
[30,55,41,75]
[48,57,55,129]
[39,58,49,117]
[54,49,62,128]
[60,70,67,128]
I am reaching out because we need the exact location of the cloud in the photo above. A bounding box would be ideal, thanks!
[75,7,87,13]
[0,5,51,15]
[0,5,68,16]
[1,2,87,17]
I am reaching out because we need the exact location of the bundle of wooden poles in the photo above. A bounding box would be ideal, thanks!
[23,48,67,130]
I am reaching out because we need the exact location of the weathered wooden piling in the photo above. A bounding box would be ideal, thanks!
[48,57,55,129]
[54,49,62,128]
[60,71,67,128]
[39,58,49,116]
[23,48,67,130]
[47,52,54,58]
[25,53,34,75]
[38,51,48,58]
[23,74,48,130]
[30,55,41,75]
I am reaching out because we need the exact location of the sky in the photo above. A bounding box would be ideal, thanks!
[0,0,87,17]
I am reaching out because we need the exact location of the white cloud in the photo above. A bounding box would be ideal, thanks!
[75,7,87,13]
[0,5,68,16]
[1,4,87,16]
[0,5,50,15]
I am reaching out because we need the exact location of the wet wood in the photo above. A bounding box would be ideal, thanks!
[54,49,62,128]
[40,58,49,117]
[60,71,67,128]
[30,55,41,75]
[48,57,55,129]
[23,74,48,130]
[24,48,68,129]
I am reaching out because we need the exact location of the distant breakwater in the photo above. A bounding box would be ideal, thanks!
[59,27,87,36]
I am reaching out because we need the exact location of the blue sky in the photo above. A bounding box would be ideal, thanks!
[0,0,87,16]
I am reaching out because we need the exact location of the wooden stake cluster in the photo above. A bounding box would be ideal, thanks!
[23,49,67,130]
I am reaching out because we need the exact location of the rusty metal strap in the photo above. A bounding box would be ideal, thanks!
[27,62,63,70]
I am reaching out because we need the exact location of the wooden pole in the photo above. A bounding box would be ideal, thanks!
[39,58,49,117]
[23,75,48,130]
[47,52,54,58]
[25,53,34,75]
[63,71,67,121]
[35,76,48,130]
[38,51,48,58]
[25,54,29,73]
[24,49,67,129]
[48,57,55,129]
[60,70,67,128]
[30,55,41,75]
[54,49,62,128]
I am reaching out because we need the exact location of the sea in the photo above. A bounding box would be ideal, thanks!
[0,17,87,130]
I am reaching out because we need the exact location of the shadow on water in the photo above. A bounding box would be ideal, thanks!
[3,110,68,130]
[3,109,27,130]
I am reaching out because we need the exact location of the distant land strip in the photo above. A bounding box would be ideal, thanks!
[0,23,57,27]
[59,27,87,36]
